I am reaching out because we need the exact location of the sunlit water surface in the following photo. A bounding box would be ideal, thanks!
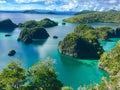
[0,13,119,89]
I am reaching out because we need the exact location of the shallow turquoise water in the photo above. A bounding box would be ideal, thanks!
[0,13,119,89]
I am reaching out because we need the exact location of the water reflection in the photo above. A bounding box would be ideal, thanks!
[32,39,47,45]
[0,13,118,90]
[58,52,109,89]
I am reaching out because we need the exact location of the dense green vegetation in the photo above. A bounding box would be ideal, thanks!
[74,24,115,40]
[58,24,105,59]
[58,24,120,59]
[18,18,58,44]
[18,27,49,44]
[64,10,120,23]
[99,41,120,75]
[0,61,26,90]
[0,19,17,31]
[75,10,96,15]
[38,18,58,28]
[19,18,58,28]
[0,58,63,90]
[29,58,63,90]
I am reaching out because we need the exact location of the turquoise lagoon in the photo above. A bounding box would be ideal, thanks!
[0,13,119,89]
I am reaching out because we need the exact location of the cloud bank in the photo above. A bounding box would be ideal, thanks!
[0,0,120,11]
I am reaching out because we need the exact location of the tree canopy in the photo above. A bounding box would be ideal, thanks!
[64,10,120,23]
[0,58,63,90]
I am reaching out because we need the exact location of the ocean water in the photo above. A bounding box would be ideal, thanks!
[0,13,119,89]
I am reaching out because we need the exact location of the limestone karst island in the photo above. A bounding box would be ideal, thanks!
[0,0,120,90]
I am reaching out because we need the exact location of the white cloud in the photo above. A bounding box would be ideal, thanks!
[0,0,120,11]
[0,0,6,3]
[109,0,117,4]
[15,0,54,4]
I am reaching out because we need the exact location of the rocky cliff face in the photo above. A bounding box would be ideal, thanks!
[58,33,104,59]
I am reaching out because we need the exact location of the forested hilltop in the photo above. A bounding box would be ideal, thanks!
[18,18,58,44]
[58,24,120,59]
[64,10,120,23]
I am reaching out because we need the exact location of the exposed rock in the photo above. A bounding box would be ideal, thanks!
[8,50,16,56]
[62,22,66,25]
[53,35,58,39]
[115,27,120,37]
[5,34,11,37]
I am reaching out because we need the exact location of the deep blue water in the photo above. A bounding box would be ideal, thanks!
[0,13,119,89]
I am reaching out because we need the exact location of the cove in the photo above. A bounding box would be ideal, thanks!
[0,13,119,89]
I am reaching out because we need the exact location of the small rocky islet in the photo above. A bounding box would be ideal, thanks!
[8,49,16,56]
[5,34,11,37]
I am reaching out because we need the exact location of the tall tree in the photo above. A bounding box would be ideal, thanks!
[28,58,63,90]
[0,61,26,90]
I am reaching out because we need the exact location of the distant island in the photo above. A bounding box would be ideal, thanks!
[64,10,120,23]
[0,10,96,15]
[22,10,76,15]
[74,10,96,15]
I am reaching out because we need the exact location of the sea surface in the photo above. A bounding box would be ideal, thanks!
[0,13,119,89]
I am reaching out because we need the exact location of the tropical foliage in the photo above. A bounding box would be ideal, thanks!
[58,24,105,59]
[18,18,58,28]
[18,18,58,44]
[78,40,120,90]
[74,24,115,40]
[64,10,120,23]
[18,27,49,44]
[0,58,63,90]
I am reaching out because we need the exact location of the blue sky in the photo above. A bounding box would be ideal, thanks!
[0,0,120,11]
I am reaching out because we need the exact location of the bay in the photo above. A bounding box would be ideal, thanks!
[0,13,119,89]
